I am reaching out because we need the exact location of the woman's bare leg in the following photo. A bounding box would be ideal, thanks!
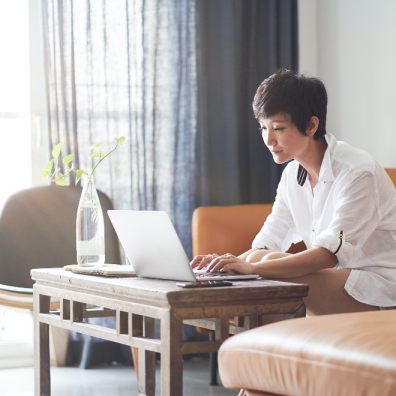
[284,268,379,315]
[246,251,378,315]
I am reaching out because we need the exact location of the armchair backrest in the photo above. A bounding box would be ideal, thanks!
[386,168,396,187]
[0,185,120,288]
[192,204,272,256]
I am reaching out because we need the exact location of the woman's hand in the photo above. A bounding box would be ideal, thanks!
[190,254,219,270]
[205,253,255,275]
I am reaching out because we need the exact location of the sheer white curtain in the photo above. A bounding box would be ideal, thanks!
[42,0,197,252]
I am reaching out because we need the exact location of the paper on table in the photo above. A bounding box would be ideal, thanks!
[64,263,137,277]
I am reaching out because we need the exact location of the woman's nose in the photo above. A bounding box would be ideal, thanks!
[262,128,275,147]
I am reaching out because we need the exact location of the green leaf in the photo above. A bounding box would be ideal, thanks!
[55,175,68,186]
[64,165,73,175]
[40,169,50,178]
[75,169,87,185]
[41,159,54,177]
[42,135,125,184]
[115,136,126,145]
[52,143,62,159]
[62,154,74,165]
[75,168,86,179]
[91,151,105,159]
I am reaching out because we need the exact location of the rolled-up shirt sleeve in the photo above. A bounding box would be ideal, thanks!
[252,171,295,251]
[312,171,380,267]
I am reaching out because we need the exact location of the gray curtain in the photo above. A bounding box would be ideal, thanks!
[42,0,298,256]
[42,0,197,253]
[195,0,298,206]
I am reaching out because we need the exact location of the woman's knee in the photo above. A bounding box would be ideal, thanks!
[287,269,378,315]
[245,250,267,262]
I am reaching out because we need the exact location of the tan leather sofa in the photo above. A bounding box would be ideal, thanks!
[218,310,396,396]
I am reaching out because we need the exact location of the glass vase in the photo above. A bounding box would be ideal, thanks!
[76,175,105,266]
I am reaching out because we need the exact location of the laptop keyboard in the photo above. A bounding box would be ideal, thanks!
[193,268,260,281]
[194,270,232,278]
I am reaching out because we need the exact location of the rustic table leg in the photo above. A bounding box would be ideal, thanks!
[137,317,156,396]
[209,331,218,386]
[160,312,183,396]
[289,301,306,319]
[34,290,51,396]
[211,317,230,386]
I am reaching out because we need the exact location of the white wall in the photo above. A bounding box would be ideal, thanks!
[299,0,396,167]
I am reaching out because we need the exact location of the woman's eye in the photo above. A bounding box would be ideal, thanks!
[274,127,285,132]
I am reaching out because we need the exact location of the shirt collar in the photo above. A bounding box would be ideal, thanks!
[296,133,336,186]
[297,164,308,186]
[319,133,336,183]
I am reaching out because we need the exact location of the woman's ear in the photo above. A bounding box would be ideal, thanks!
[306,116,319,137]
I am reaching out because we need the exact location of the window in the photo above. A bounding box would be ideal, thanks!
[0,0,31,211]
[0,0,38,367]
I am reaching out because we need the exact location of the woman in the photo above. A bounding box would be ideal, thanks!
[191,70,396,314]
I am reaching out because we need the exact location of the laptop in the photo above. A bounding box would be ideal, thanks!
[107,210,259,282]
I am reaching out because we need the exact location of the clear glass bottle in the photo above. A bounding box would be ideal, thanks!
[76,175,105,266]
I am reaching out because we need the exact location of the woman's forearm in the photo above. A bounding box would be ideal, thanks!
[251,247,337,278]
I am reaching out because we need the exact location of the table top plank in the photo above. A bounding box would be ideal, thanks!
[31,268,308,306]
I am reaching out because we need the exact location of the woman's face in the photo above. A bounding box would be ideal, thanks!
[258,113,310,164]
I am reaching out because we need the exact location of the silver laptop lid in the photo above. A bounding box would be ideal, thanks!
[108,210,196,281]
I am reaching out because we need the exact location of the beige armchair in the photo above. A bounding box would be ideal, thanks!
[0,184,120,366]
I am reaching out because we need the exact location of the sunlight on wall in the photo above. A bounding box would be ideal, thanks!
[0,0,31,211]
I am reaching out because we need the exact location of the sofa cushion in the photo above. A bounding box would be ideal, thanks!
[219,310,396,396]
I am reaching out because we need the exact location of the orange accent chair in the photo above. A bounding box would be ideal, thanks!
[192,203,273,257]
[192,203,304,385]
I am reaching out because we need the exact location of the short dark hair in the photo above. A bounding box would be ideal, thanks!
[252,70,327,139]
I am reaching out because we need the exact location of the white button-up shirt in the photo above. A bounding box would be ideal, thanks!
[252,133,396,307]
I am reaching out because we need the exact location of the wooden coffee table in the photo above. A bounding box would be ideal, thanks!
[32,268,308,396]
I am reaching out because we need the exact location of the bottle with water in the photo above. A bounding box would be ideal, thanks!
[76,175,105,266]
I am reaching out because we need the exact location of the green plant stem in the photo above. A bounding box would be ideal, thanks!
[88,143,120,179]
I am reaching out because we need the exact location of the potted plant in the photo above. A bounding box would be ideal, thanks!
[41,136,125,266]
